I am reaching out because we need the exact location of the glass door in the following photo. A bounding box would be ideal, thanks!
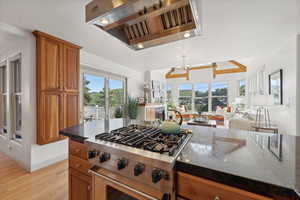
[108,78,125,131]
[82,73,106,133]
[81,69,127,132]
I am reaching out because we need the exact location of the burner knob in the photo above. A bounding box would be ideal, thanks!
[117,158,128,170]
[152,168,165,184]
[99,152,110,163]
[134,163,145,176]
[88,150,98,159]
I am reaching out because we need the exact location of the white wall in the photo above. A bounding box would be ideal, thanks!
[245,37,297,135]
[0,23,144,172]
[0,24,69,172]
[297,35,300,137]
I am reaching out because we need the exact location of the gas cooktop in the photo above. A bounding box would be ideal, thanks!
[95,125,189,156]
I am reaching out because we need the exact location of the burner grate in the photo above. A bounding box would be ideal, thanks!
[95,125,188,156]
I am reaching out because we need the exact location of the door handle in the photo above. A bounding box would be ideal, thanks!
[89,169,160,200]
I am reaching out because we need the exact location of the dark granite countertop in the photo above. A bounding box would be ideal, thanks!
[177,125,300,199]
[60,123,300,198]
[60,122,103,143]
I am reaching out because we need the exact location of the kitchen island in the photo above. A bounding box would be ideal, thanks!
[60,123,300,200]
[176,125,299,200]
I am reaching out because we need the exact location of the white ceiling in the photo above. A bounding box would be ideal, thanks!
[0,0,299,71]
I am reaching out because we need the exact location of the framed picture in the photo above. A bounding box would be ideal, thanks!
[269,69,283,105]
[152,80,161,101]
[268,134,282,161]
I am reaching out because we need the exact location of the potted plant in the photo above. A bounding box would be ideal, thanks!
[114,106,123,118]
[128,96,138,124]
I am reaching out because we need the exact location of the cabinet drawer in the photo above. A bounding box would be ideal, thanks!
[69,140,88,160]
[69,155,92,176]
[177,172,273,200]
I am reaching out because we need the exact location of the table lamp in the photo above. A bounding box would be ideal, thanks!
[253,95,274,127]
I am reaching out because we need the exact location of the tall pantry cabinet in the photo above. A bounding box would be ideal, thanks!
[33,31,81,145]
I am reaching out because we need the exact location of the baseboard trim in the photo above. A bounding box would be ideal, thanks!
[30,153,68,172]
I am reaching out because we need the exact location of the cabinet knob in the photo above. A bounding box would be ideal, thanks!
[75,164,81,168]
[87,185,91,191]
[214,196,220,200]
[75,149,81,153]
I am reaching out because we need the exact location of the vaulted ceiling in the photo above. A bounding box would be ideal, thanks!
[0,0,299,71]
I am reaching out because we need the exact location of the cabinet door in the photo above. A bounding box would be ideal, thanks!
[177,172,273,200]
[70,169,91,200]
[38,37,63,91]
[64,93,80,128]
[37,92,64,144]
[63,45,79,92]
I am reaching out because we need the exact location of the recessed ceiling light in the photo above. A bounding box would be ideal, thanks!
[100,18,109,25]
[184,32,191,38]
[137,43,144,49]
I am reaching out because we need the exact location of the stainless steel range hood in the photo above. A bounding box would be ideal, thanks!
[86,0,201,50]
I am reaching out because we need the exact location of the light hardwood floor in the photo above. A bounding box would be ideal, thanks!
[0,152,68,200]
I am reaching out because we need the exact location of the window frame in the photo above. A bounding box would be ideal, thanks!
[8,53,22,142]
[194,82,210,113]
[80,66,128,132]
[165,84,172,103]
[178,83,193,112]
[0,60,8,137]
[211,81,229,111]
[238,79,246,97]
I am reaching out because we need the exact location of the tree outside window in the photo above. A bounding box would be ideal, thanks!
[239,80,246,96]
[194,83,209,113]
[211,82,228,111]
[178,84,192,111]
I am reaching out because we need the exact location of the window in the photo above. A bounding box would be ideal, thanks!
[165,84,172,103]
[81,69,127,132]
[194,83,209,113]
[0,62,7,136]
[239,80,246,96]
[211,82,228,111]
[178,84,192,111]
[10,56,22,141]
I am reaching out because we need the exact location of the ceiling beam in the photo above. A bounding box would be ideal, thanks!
[165,67,189,80]
[165,60,247,80]
[103,0,189,31]
[215,68,247,75]
[229,60,247,71]
[212,62,217,78]
[188,65,213,71]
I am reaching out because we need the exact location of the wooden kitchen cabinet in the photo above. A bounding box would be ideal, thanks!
[37,36,63,91]
[177,172,273,200]
[70,168,92,200]
[38,92,64,144]
[64,93,80,128]
[69,140,92,200]
[33,31,81,145]
[63,45,80,92]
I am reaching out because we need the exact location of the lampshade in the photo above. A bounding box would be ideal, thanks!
[233,97,244,104]
[265,95,274,106]
[253,95,274,106]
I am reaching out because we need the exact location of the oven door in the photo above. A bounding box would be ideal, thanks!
[90,169,170,200]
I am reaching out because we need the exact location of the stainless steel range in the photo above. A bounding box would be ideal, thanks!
[85,125,192,200]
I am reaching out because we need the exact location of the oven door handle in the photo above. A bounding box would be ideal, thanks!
[89,169,160,200]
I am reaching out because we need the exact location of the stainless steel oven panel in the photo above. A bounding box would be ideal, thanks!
[87,147,174,192]
[85,133,192,170]
[90,169,159,200]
